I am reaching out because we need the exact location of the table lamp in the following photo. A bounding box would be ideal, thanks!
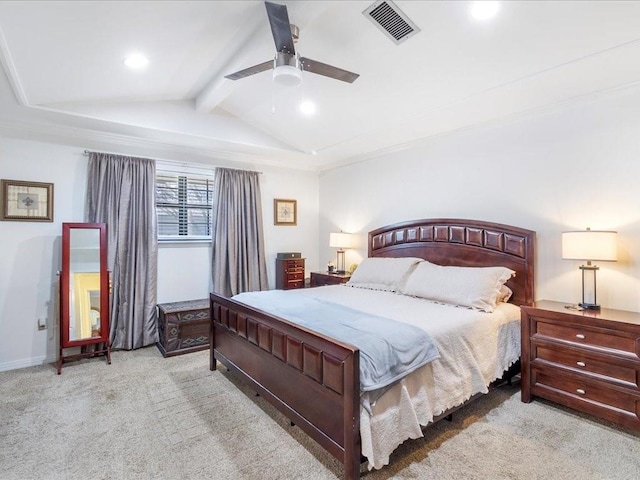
[329,232,353,274]
[562,228,617,310]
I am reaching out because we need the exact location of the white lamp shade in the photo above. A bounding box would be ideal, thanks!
[562,230,617,261]
[329,232,353,249]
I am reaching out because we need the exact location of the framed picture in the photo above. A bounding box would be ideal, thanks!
[274,198,297,226]
[1,179,54,222]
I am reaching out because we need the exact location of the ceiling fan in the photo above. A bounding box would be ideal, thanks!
[225,1,359,86]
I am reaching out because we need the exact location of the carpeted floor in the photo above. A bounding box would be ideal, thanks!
[1,347,639,479]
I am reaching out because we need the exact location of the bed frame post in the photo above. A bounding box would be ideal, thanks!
[209,295,217,371]
[344,348,361,479]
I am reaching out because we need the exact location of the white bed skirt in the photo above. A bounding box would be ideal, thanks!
[294,285,522,469]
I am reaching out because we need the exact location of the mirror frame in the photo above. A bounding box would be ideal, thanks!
[60,222,109,348]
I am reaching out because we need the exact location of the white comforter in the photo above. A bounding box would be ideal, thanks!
[291,285,521,470]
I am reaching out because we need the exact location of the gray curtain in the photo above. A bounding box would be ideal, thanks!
[212,168,268,296]
[86,152,158,350]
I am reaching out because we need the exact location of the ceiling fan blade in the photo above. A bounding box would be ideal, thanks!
[300,57,359,83]
[265,1,295,54]
[224,60,274,80]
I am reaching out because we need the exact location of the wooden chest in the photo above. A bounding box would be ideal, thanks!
[157,299,210,357]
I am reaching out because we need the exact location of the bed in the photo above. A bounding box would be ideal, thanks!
[209,218,535,479]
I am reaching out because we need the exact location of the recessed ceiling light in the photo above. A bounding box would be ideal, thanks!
[470,1,500,21]
[300,100,316,116]
[123,53,149,69]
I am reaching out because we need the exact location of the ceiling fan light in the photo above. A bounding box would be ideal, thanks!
[273,65,302,87]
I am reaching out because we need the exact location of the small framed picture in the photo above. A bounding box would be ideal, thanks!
[274,198,297,226]
[1,179,54,222]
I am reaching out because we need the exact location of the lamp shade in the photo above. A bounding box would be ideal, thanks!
[329,232,353,249]
[562,230,617,261]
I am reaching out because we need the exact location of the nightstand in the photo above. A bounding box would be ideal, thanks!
[310,271,351,287]
[521,300,640,429]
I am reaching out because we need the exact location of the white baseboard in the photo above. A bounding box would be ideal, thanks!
[0,354,57,372]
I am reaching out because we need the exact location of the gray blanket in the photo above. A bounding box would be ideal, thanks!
[233,290,440,393]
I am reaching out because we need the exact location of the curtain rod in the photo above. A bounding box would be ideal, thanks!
[83,150,262,174]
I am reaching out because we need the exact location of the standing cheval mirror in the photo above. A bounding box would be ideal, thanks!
[58,222,111,374]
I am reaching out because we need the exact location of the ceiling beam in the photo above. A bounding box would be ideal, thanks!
[194,4,270,114]
[0,26,29,105]
[195,76,235,113]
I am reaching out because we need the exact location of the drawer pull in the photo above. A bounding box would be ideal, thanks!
[576,361,586,367]
[576,388,586,395]
[575,334,586,339]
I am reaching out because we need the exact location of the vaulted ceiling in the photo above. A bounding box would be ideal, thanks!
[1,1,640,171]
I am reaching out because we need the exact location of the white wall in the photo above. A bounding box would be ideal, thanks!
[0,136,319,371]
[319,87,640,313]
[0,140,85,371]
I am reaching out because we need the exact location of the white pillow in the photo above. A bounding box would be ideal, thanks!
[401,262,515,313]
[346,257,423,292]
[498,285,513,303]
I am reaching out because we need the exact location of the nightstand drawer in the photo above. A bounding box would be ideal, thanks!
[535,319,639,358]
[533,367,640,425]
[534,345,639,388]
[286,272,304,281]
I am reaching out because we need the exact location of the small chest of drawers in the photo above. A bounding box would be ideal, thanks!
[521,300,640,429]
[275,258,305,290]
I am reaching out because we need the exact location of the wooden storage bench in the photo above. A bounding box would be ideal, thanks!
[157,299,210,357]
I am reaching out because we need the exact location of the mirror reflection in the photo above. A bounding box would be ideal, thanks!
[68,228,101,341]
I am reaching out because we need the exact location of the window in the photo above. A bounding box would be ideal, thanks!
[156,171,214,241]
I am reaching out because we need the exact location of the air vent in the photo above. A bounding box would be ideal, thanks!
[363,0,420,45]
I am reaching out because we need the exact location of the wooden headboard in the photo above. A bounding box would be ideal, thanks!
[368,218,535,306]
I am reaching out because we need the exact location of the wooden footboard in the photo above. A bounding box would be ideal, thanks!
[210,292,361,480]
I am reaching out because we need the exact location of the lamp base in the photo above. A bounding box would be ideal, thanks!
[335,249,346,276]
[579,264,601,311]
[579,302,601,310]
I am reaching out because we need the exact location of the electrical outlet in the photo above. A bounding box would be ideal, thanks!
[38,317,47,330]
